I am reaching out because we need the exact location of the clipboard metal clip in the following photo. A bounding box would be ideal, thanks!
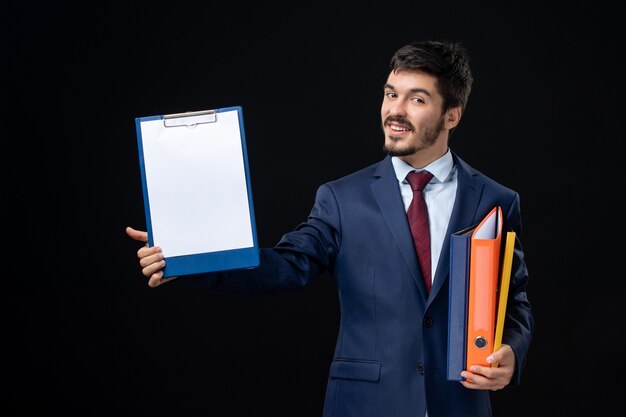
[163,109,217,128]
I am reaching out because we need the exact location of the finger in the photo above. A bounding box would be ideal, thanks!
[469,364,495,379]
[126,226,148,243]
[142,258,166,279]
[148,273,178,288]
[148,270,164,287]
[487,344,512,366]
[137,245,162,260]
[459,372,480,389]
[139,251,164,269]
[459,370,489,389]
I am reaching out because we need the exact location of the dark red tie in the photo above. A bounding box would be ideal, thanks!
[406,171,434,294]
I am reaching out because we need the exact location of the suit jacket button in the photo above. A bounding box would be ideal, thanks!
[423,316,433,327]
[416,363,424,374]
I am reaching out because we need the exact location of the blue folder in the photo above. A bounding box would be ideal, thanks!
[135,106,259,277]
[446,224,474,381]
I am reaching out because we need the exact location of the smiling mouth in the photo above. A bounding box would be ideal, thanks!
[389,124,411,132]
[385,121,413,137]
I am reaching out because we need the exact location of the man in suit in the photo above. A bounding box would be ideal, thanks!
[127,40,533,417]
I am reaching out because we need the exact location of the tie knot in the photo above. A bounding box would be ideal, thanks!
[406,171,433,192]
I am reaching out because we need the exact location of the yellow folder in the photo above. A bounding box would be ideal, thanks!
[492,231,516,368]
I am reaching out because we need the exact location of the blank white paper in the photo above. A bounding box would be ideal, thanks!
[139,109,253,258]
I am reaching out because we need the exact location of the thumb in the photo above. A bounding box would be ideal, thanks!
[125,226,148,243]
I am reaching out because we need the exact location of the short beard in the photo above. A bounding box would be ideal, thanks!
[383,116,445,157]
[383,143,418,157]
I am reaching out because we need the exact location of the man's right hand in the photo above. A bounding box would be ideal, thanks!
[126,226,178,287]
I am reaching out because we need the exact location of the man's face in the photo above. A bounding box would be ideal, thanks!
[381,70,448,160]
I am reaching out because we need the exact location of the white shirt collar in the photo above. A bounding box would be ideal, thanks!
[391,149,454,184]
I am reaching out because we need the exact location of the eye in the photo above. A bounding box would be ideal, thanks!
[412,96,425,104]
[385,91,397,99]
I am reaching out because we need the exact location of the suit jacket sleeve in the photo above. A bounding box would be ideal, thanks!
[175,183,341,294]
[502,191,534,384]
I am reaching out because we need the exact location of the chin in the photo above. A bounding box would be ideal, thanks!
[384,143,417,157]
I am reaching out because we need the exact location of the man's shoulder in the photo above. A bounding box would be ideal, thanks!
[454,152,518,197]
[326,157,388,188]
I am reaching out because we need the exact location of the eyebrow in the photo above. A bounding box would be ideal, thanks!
[383,83,433,97]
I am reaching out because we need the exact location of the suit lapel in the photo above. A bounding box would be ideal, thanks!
[370,156,428,298]
[370,154,486,303]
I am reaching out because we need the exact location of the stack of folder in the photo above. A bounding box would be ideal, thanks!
[446,206,516,381]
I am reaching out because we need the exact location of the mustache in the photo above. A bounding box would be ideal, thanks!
[384,116,414,130]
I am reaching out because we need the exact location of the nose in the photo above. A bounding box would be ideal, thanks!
[387,99,407,117]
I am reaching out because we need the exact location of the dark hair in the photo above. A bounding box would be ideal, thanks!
[389,40,473,113]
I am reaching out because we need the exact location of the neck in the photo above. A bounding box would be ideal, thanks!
[399,143,449,169]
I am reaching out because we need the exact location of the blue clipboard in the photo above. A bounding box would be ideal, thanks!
[135,106,259,277]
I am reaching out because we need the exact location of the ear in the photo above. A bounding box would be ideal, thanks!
[444,106,462,130]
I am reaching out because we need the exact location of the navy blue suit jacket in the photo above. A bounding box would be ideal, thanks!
[190,152,534,417]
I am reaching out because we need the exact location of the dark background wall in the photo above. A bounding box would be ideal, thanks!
[5,1,623,416]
